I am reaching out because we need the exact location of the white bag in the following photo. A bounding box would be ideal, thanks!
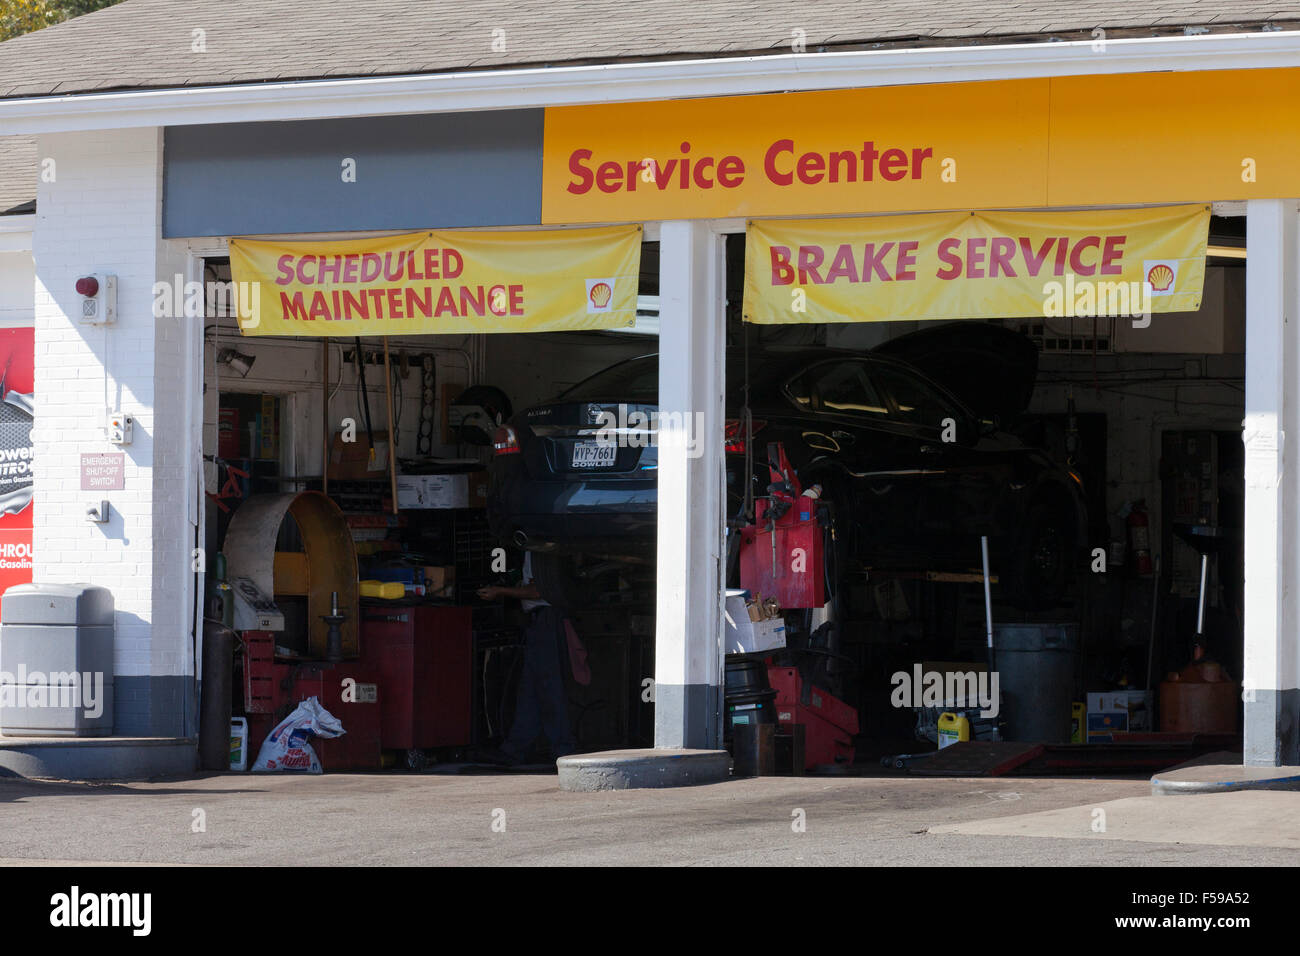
[250,696,346,774]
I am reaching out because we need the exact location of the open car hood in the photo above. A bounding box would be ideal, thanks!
[872,322,1039,421]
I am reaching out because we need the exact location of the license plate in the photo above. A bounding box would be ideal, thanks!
[571,441,617,468]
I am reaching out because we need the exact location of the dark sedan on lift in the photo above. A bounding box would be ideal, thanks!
[488,323,1089,611]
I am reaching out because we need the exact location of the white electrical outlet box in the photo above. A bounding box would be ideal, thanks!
[107,411,133,445]
[77,274,117,325]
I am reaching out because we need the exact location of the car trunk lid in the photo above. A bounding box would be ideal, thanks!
[513,401,659,477]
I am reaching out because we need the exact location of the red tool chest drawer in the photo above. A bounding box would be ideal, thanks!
[290,665,383,772]
[359,604,472,750]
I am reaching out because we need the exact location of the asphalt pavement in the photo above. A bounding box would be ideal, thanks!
[0,769,1297,866]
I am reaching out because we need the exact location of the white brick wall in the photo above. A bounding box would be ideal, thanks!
[0,250,34,327]
[32,128,198,695]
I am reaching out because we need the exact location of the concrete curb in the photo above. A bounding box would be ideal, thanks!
[557,748,732,791]
[0,736,197,780]
[1151,757,1300,795]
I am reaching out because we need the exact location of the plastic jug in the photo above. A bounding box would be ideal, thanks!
[229,717,249,771]
[938,712,970,749]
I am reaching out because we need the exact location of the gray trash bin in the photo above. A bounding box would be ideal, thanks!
[0,583,114,737]
[992,622,1079,744]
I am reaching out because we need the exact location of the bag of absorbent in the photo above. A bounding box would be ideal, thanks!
[251,696,346,773]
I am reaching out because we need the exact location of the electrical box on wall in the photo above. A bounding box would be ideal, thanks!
[75,274,117,325]
[107,411,133,445]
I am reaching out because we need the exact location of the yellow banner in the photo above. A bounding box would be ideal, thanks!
[229,226,641,336]
[743,206,1209,324]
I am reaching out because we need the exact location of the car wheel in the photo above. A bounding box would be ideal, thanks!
[1004,502,1074,610]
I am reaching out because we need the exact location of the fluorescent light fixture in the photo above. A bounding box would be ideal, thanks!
[1206,244,1247,259]
[606,294,660,336]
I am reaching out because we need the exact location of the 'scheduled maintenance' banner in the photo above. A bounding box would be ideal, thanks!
[743,205,1208,324]
[229,225,641,336]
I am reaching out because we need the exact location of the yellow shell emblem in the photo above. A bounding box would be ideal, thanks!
[1146,264,1174,292]
[589,282,612,309]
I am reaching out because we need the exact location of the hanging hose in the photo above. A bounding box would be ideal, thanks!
[355,337,375,463]
[740,323,755,524]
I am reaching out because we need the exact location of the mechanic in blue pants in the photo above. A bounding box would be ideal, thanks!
[476,554,576,763]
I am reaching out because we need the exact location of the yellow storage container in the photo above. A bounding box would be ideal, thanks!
[359,580,405,600]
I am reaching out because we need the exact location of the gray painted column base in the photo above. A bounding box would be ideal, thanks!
[0,736,196,780]
[1244,688,1300,766]
[557,748,732,791]
[1152,751,1300,795]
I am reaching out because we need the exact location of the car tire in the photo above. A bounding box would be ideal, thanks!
[1004,501,1075,610]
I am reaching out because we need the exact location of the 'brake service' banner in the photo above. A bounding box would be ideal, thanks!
[229,225,641,336]
[743,205,1209,324]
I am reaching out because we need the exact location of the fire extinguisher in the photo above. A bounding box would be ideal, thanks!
[1128,501,1153,576]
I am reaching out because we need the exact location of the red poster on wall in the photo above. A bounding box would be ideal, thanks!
[0,328,34,613]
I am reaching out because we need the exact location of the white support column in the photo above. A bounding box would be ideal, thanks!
[32,128,197,738]
[1243,199,1300,766]
[654,221,726,750]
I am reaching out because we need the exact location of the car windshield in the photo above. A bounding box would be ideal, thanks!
[562,356,659,402]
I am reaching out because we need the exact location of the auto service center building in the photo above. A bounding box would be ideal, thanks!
[2,0,1300,775]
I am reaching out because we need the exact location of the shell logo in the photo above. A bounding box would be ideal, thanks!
[589,282,612,309]
[1146,263,1175,292]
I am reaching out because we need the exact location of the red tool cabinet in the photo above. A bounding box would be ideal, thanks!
[359,604,472,750]
[766,664,858,770]
[241,653,384,772]
[290,665,383,771]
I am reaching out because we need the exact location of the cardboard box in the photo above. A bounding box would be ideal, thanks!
[1087,711,1128,742]
[396,472,486,509]
[329,432,390,480]
[1087,690,1153,740]
[1087,690,1153,732]
[724,592,786,655]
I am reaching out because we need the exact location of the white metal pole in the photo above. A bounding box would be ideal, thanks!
[981,535,994,671]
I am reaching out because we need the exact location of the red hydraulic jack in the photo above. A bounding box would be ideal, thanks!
[736,442,857,771]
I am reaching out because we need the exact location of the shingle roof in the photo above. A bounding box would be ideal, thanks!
[0,136,36,215]
[0,0,1296,99]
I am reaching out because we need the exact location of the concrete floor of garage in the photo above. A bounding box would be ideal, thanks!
[0,771,1297,866]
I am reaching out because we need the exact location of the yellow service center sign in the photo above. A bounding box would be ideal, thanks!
[743,206,1209,324]
[544,69,1300,221]
[543,79,1050,223]
[229,226,641,336]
